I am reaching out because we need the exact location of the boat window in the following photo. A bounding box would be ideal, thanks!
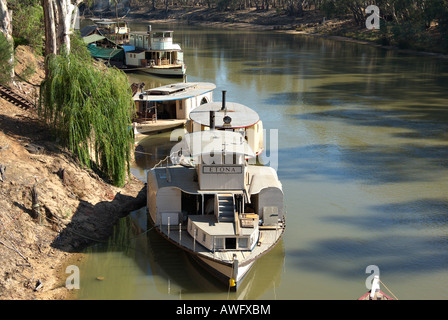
[238,238,248,249]
[223,153,238,165]
[225,238,236,250]
[202,233,206,243]
[214,237,224,250]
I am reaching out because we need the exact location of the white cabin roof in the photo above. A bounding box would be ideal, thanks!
[247,165,283,194]
[189,102,259,128]
[91,19,128,26]
[184,130,256,158]
[150,163,281,195]
[133,82,216,102]
[151,166,199,193]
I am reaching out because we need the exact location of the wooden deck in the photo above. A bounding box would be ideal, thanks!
[156,219,285,268]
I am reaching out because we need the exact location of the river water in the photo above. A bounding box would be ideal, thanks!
[75,22,448,300]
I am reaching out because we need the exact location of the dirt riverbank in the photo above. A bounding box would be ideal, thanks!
[87,6,327,30]
[0,46,146,300]
[95,6,447,58]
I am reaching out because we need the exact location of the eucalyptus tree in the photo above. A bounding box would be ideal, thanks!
[40,0,135,187]
[0,0,14,82]
[42,0,81,63]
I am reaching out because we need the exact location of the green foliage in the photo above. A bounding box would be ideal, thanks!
[70,31,93,62]
[0,33,13,84]
[319,0,448,53]
[319,0,350,18]
[216,0,239,11]
[10,0,44,54]
[39,45,135,187]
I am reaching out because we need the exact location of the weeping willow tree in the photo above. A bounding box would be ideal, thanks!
[39,48,135,187]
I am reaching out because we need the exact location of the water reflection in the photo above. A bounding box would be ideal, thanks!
[76,22,448,299]
[77,208,285,299]
[132,132,179,181]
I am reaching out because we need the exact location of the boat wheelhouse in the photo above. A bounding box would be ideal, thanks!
[126,26,186,77]
[188,91,264,156]
[132,82,216,135]
[90,18,130,45]
[147,129,285,289]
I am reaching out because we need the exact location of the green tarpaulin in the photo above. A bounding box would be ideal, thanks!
[87,44,124,62]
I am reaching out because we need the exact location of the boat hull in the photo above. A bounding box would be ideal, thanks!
[143,66,186,77]
[133,119,186,135]
[127,65,186,77]
[146,210,281,291]
[358,290,394,300]
[189,254,255,291]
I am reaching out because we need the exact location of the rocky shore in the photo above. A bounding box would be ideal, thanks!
[0,46,146,300]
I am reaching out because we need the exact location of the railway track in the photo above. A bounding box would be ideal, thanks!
[0,83,35,110]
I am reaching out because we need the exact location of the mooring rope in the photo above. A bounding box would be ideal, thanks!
[379,279,399,300]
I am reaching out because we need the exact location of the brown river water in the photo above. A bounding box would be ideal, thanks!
[74,22,448,300]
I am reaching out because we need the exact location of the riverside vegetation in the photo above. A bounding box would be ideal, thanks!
[86,0,448,54]
[1,0,447,300]
[0,0,142,300]
[0,42,146,299]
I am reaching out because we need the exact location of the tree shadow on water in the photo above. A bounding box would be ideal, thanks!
[50,188,146,253]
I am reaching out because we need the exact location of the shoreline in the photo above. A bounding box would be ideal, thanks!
[2,8,446,300]
[0,46,146,300]
[89,6,448,59]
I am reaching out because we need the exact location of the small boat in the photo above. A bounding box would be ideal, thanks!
[132,82,216,136]
[125,25,186,77]
[146,118,285,290]
[187,90,264,157]
[89,18,130,45]
[82,22,186,77]
[82,33,125,68]
[81,21,127,69]
[358,275,395,300]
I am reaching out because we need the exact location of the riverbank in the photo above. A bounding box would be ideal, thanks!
[0,46,146,300]
[98,6,448,58]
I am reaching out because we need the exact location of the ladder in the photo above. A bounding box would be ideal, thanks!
[216,193,235,222]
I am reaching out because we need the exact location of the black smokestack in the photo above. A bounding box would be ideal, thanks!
[209,110,215,130]
[221,90,226,111]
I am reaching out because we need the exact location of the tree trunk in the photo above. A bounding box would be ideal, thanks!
[0,0,14,81]
[42,0,81,76]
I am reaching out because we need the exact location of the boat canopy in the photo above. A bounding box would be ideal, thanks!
[247,166,282,194]
[183,130,256,158]
[133,82,216,102]
[86,44,124,61]
[189,102,259,129]
[80,25,100,37]
[83,34,106,44]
